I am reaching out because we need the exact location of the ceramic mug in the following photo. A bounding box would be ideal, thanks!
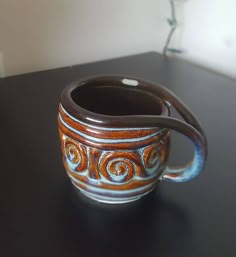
[58,76,207,204]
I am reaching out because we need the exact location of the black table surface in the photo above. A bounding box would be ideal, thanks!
[1,52,236,257]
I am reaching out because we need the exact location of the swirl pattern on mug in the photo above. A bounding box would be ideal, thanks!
[141,143,162,175]
[99,152,141,183]
[64,137,87,172]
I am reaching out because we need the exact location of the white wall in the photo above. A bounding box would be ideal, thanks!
[179,0,236,78]
[1,0,236,79]
[155,0,236,79]
[0,0,159,77]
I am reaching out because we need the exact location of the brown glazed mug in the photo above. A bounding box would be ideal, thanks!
[58,76,207,204]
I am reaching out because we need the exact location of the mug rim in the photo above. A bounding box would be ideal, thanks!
[60,75,170,128]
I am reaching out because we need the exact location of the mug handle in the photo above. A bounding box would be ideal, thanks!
[157,116,207,182]
[138,82,207,182]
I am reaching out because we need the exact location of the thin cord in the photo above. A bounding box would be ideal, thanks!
[163,0,177,56]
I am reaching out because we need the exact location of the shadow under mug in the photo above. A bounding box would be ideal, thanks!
[61,186,193,257]
[58,76,207,204]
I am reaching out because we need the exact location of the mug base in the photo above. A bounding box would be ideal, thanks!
[71,181,157,204]
[78,187,142,204]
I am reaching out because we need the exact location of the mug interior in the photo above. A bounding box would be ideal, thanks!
[71,84,165,116]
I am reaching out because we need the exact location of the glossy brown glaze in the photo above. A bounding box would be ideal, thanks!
[58,121,170,202]
[58,76,207,203]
